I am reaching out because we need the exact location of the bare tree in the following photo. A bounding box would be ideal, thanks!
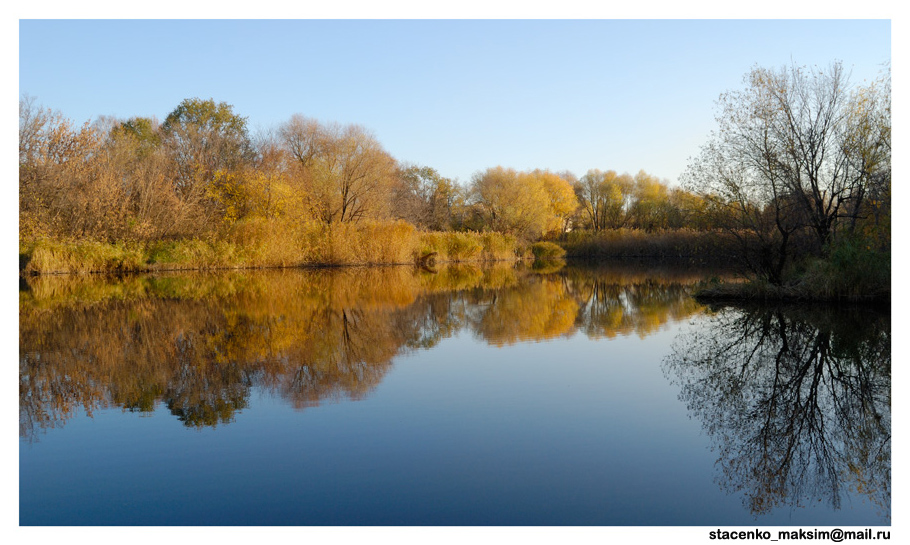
[683,62,890,283]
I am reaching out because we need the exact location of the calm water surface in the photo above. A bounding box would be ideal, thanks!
[19,262,890,525]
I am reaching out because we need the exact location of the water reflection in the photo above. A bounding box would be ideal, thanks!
[20,262,711,438]
[565,265,705,339]
[664,305,891,519]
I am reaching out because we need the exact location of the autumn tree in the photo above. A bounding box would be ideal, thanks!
[841,66,891,249]
[161,98,253,198]
[470,167,579,239]
[574,169,634,231]
[19,95,55,167]
[19,96,63,238]
[18,97,135,240]
[112,116,162,158]
[279,114,398,224]
[393,163,461,230]
[531,169,579,235]
[628,170,671,230]
[101,116,184,238]
[664,187,711,230]
[469,167,546,239]
[683,133,804,284]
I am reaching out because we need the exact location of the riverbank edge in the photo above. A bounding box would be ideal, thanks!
[18,252,537,276]
[692,280,890,306]
[19,231,555,276]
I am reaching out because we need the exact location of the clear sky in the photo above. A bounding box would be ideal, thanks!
[18,19,890,186]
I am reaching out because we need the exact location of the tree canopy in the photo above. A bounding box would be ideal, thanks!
[469,167,578,240]
[682,62,891,283]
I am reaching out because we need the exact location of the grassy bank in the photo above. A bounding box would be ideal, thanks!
[693,238,890,304]
[19,220,529,275]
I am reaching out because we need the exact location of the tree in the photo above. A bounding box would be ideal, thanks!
[532,169,579,235]
[394,163,460,230]
[162,98,252,197]
[469,167,579,240]
[665,187,710,230]
[111,116,162,158]
[629,170,670,230]
[102,116,185,239]
[683,135,803,284]
[470,167,549,239]
[682,62,890,283]
[18,97,135,241]
[574,169,634,231]
[689,63,888,247]
[841,66,891,248]
[279,115,398,224]
[19,95,57,167]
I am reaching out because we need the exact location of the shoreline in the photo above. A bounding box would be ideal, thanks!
[693,281,890,307]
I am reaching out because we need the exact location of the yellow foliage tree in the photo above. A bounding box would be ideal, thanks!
[471,166,580,240]
[532,169,579,235]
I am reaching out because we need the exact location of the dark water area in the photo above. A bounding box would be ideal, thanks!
[18,262,890,526]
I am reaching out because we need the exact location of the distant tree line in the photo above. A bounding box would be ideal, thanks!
[19,59,889,285]
[19,96,718,247]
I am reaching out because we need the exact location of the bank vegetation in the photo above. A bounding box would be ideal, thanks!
[682,62,890,302]
[18,96,713,274]
[19,60,889,302]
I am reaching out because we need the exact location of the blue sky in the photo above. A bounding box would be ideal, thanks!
[19,19,890,186]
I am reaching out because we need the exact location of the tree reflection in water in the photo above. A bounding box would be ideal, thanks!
[664,305,890,519]
[20,262,716,438]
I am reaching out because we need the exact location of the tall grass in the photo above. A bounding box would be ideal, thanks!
[417,230,523,263]
[417,231,481,262]
[222,217,316,267]
[559,228,737,262]
[480,231,523,261]
[146,238,246,270]
[316,220,418,265]
[23,238,147,275]
[21,222,528,275]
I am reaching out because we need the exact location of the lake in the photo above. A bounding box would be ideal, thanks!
[18,261,890,525]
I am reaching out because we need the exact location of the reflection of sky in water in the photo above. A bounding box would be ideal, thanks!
[19,265,889,525]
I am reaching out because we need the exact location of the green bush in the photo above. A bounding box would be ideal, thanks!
[798,235,890,301]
